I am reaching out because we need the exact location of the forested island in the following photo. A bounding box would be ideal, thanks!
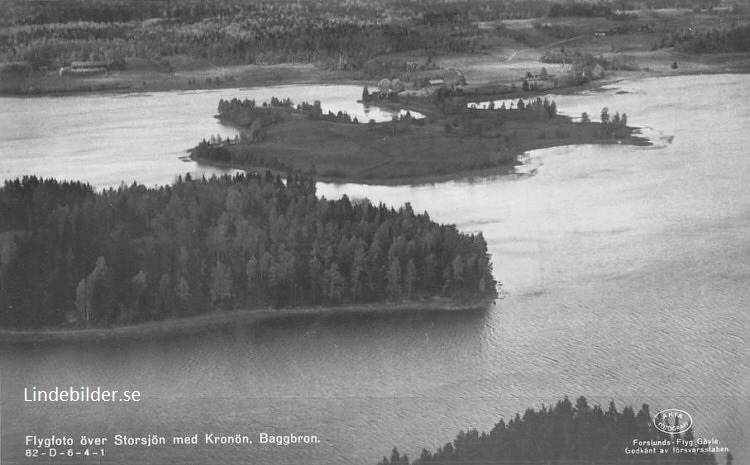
[189,93,646,184]
[0,174,496,331]
[377,396,722,465]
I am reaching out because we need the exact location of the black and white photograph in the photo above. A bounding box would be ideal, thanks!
[0,0,747,464]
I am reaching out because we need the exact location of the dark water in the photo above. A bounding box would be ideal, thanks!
[1,76,748,465]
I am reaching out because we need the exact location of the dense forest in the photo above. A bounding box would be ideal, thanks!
[0,175,496,330]
[2,0,737,75]
[0,0,505,73]
[0,0,484,71]
[378,396,719,465]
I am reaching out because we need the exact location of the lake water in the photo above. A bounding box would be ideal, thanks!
[0,85,417,189]
[1,76,748,465]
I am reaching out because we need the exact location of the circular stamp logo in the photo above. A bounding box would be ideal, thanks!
[653,409,693,434]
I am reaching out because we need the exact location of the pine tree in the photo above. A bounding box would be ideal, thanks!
[174,276,189,303]
[600,107,610,124]
[350,241,367,299]
[324,263,344,303]
[75,256,109,325]
[386,256,402,299]
[158,273,172,314]
[404,259,417,297]
[210,261,232,305]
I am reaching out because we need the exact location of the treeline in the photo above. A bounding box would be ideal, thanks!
[547,2,613,18]
[292,100,359,124]
[378,396,717,465]
[659,24,750,53]
[0,0,483,71]
[437,95,561,137]
[2,0,569,28]
[8,0,736,73]
[598,107,628,125]
[217,97,292,128]
[588,107,631,137]
[495,97,558,117]
[5,0,167,25]
[191,140,233,163]
[444,94,559,118]
[190,140,295,173]
[0,174,496,329]
[217,97,360,130]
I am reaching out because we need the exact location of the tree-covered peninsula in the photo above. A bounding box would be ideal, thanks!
[191,93,648,184]
[0,174,496,330]
[379,396,720,465]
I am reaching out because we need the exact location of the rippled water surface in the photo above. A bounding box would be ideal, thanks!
[1,75,748,465]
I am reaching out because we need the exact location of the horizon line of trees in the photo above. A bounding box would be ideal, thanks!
[378,396,718,465]
[3,0,744,74]
[440,95,560,133]
[2,0,622,29]
[429,93,568,139]
[8,0,724,29]
[218,97,345,124]
[0,0,482,72]
[477,96,559,118]
[0,174,497,330]
[217,97,365,131]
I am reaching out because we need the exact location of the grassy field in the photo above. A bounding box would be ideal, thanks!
[0,61,357,95]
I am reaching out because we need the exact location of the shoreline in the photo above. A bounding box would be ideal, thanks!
[187,155,520,187]
[189,122,651,187]
[0,63,364,98]
[190,135,651,187]
[2,51,749,98]
[191,87,652,187]
[0,297,494,344]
